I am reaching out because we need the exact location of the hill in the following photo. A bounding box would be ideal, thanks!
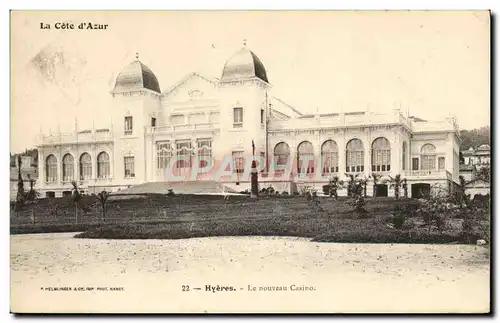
[460,126,490,150]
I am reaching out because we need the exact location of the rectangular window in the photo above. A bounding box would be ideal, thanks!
[412,158,419,171]
[197,139,212,168]
[233,107,243,128]
[151,117,156,127]
[232,151,245,173]
[156,141,172,171]
[438,157,445,170]
[260,109,264,124]
[171,115,184,125]
[421,156,436,170]
[124,116,133,135]
[176,141,192,168]
[124,157,135,178]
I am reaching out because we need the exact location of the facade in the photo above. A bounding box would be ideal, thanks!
[35,45,462,198]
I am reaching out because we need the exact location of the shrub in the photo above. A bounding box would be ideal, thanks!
[391,205,406,229]
[281,191,289,196]
[166,189,175,196]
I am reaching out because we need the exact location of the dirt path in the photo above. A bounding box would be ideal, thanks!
[10,234,490,313]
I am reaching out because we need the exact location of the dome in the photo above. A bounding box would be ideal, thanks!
[221,46,268,83]
[113,58,161,93]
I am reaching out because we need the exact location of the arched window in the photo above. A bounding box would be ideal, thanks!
[346,139,364,173]
[62,154,74,182]
[371,137,391,172]
[45,155,57,183]
[79,153,92,180]
[421,144,436,170]
[97,152,110,178]
[297,141,314,174]
[321,140,339,174]
[402,142,407,171]
[274,142,290,165]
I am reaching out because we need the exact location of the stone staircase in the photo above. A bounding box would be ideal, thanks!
[115,181,240,195]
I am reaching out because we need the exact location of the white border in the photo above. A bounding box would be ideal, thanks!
[3,1,498,322]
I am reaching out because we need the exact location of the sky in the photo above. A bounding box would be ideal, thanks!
[10,10,490,153]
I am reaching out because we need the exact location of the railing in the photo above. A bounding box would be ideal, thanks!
[149,123,219,134]
[270,111,408,131]
[37,131,113,145]
[403,169,449,178]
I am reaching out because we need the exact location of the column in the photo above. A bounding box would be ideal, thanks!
[91,147,97,180]
[364,148,371,177]
[337,134,346,180]
[74,150,79,183]
[364,128,371,177]
[391,131,400,175]
[38,149,44,188]
[56,153,62,185]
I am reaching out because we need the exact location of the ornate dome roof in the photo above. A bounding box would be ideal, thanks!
[113,57,161,93]
[221,46,268,83]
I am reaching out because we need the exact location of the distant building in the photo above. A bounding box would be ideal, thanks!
[465,179,490,199]
[459,144,490,198]
[35,44,462,198]
[459,164,476,183]
[461,144,490,168]
[10,165,38,201]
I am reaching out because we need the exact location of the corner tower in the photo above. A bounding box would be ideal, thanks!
[218,42,271,172]
[110,54,162,185]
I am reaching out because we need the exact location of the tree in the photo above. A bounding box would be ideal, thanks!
[348,178,367,217]
[15,155,25,210]
[476,165,490,183]
[459,126,490,150]
[250,140,259,198]
[326,176,342,199]
[24,174,40,203]
[96,191,110,223]
[370,173,382,197]
[388,174,403,200]
[402,178,408,199]
[345,173,356,197]
[71,180,83,224]
[459,151,465,164]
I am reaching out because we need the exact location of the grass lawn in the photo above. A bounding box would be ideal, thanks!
[10,194,488,244]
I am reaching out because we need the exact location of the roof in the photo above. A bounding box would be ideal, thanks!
[477,144,490,151]
[221,47,268,83]
[113,59,161,93]
[459,164,475,172]
[465,178,490,188]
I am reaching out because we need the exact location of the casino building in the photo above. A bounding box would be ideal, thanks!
[35,43,462,197]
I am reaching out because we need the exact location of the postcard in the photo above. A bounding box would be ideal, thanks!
[10,10,491,314]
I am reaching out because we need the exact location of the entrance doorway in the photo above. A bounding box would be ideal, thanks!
[373,184,388,197]
[411,183,431,198]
